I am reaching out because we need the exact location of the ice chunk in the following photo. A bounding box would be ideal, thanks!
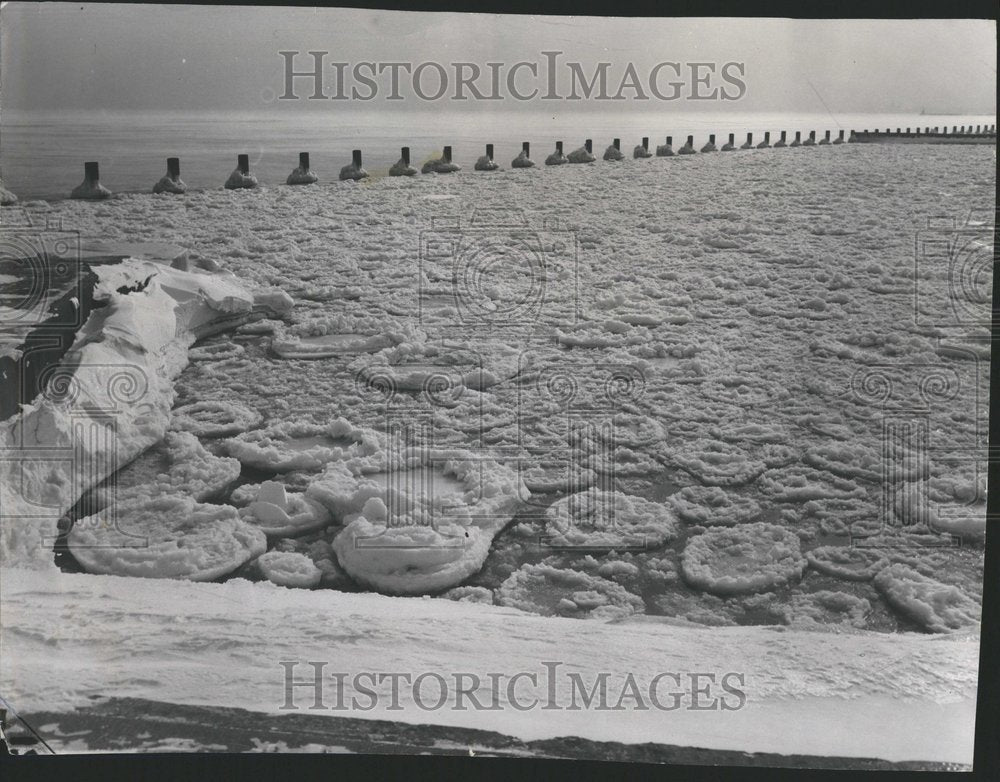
[152,174,187,195]
[389,156,418,176]
[474,155,500,171]
[286,166,318,186]
[257,480,287,508]
[511,150,535,168]
[224,169,258,190]
[603,145,625,161]
[240,490,333,538]
[256,551,322,588]
[71,175,112,200]
[421,156,460,174]
[566,145,596,163]
[68,496,266,580]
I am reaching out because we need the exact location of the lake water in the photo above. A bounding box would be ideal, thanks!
[1,109,994,201]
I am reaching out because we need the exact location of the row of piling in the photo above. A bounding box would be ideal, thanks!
[11,124,996,201]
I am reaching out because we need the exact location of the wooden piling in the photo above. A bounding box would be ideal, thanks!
[167,157,181,178]
[402,147,411,166]
[522,141,530,155]
[486,143,494,160]
[585,139,593,154]
[642,137,648,150]
[757,131,771,149]
[556,141,563,154]
[443,146,453,163]
[238,154,249,174]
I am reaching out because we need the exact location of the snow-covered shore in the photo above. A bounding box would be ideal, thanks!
[1,568,979,763]
[0,142,991,763]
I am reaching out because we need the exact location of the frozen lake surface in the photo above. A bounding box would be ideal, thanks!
[0,138,991,764]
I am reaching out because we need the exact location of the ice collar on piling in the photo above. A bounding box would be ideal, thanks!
[0,258,291,569]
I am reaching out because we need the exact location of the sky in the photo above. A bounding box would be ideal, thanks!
[0,4,996,115]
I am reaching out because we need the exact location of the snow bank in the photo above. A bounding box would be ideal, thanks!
[68,495,266,580]
[1,567,980,763]
[567,145,596,163]
[681,523,807,595]
[0,258,290,569]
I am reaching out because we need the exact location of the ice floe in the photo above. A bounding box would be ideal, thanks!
[681,523,808,595]
[315,447,525,595]
[68,495,266,580]
[670,439,767,487]
[238,480,334,537]
[668,485,762,526]
[497,562,644,619]
[170,400,263,438]
[543,488,681,548]
[805,545,889,581]
[873,563,980,633]
[224,418,381,473]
